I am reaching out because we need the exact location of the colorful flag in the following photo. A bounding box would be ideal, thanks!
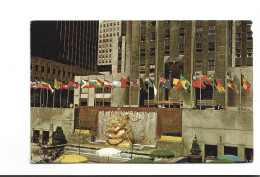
[241,74,251,93]
[54,79,61,90]
[89,80,97,88]
[48,84,54,93]
[81,80,89,88]
[30,82,36,89]
[159,77,166,88]
[121,78,130,88]
[35,80,42,88]
[153,83,157,96]
[180,75,191,92]
[214,74,225,94]
[97,79,104,88]
[202,74,213,87]
[61,84,68,89]
[41,81,50,89]
[69,80,80,88]
[192,75,206,89]
[227,73,239,94]
[130,78,140,88]
[113,79,121,88]
[140,78,146,91]
[148,79,154,88]
[165,78,172,89]
[104,80,112,88]
[173,78,181,91]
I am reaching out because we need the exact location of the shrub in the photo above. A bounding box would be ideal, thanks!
[162,132,182,137]
[53,126,67,144]
[190,135,201,155]
[126,158,153,163]
[150,150,174,158]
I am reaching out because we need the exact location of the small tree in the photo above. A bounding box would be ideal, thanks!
[190,135,201,155]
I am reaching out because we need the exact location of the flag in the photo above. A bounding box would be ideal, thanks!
[41,81,50,89]
[159,77,166,88]
[148,79,154,88]
[214,74,225,94]
[81,80,89,88]
[241,74,251,93]
[202,74,213,87]
[54,79,61,90]
[113,79,121,88]
[48,84,54,93]
[227,73,239,94]
[69,80,80,88]
[130,78,140,88]
[121,78,130,88]
[30,82,36,89]
[104,80,112,88]
[35,80,42,88]
[140,78,146,91]
[165,78,172,89]
[97,79,104,88]
[153,83,157,96]
[61,84,68,89]
[180,75,191,92]
[192,75,206,89]
[89,80,97,88]
[173,78,181,91]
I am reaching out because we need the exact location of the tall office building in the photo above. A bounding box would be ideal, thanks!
[97,20,127,74]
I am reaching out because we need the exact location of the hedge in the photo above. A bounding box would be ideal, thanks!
[150,150,174,158]
[126,158,153,163]
[162,132,182,137]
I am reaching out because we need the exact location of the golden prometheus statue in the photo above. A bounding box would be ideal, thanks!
[104,108,140,148]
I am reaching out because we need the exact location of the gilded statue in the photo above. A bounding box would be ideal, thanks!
[104,108,140,148]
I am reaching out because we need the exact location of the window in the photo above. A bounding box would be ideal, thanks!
[236,33,241,41]
[63,71,66,77]
[110,38,112,42]
[165,20,170,24]
[208,60,215,71]
[35,65,39,71]
[247,48,253,58]
[99,50,101,53]
[68,72,70,77]
[103,34,105,38]
[236,49,241,58]
[165,46,170,55]
[141,21,146,27]
[179,44,184,54]
[179,28,185,37]
[140,49,145,57]
[196,43,202,53]
[47,67,50,74]
[195,61,202,71]
[41,66,44,72]
[103,29,105,32]
[165,30,170,38]
[150,48,155,56]
[151,32,155,41]
[247,32,253,41]
[151,21,156,26]
[72,73,75,78]
[141,33,146,42]
[110,33,112,37]
[58,70,61,75]
[208,25,215,35]
[117,32,119,36]
[208,42,215,52]
[117,22,119,25]
[196,26,203,37]
[109,49,112,52]
[53,68,55,74]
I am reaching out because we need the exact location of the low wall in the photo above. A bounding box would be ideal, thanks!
[76,106,182,137]
[31,107,74,138]
[182,109,253,160]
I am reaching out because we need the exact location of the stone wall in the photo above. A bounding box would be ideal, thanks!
[182,109,253,161]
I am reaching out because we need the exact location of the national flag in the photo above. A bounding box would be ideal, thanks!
[180,75,191,92]
[227,73,239,94]
[202,74,213,87]
[121,78,130,88]
[214,74,225,94]
[69,80,80,88]
[148,79,154,88]
[97,79,104,88]
[192,75,206,89]
[140,78,146,91]
[104,80,112,88]
[61,84,68,89]
[153,83,157,96]
[30,82,36,89]
[113,79,121,88]
[130,78,140,88]
[54,79,61,90]
[48,84,54,93]
[241,74,251,93]
[173,78,181,91]
[41,81,50,89]
[35,80,42,88]
[81,80,89,88]
[89,80,97,88]
[165,78,172,89]
[159,77,166,88]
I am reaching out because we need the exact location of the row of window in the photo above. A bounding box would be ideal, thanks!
[99,32,119,38]
[99,54,112,58]
[235,48,253,58]
[100,27,120,33]
[100,22,120,28]
[99,43,112,48]
[235,32,253,41]
[99,38,113,43]
[98,59,112,64]
[32,65,79,78]
[99,49,112,53]
[195,61,215,71]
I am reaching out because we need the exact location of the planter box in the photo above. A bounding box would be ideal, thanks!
[160,136,182,142]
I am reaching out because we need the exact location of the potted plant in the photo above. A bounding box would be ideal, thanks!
[188,135,202,163]
[52,126,67,145]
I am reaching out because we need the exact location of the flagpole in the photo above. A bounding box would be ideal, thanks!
[46,77,49,108]
[53,79,55,108]
[40,79,42,107]
[225,71,228,108]
[148,77,150,108]
[111,75,113,107]
[212,74,215,108]
[103,75,105,107]
[180,73,182,108]
[95,76,97,107]
[130,77,131,107]
[60,86,62,108]
[240,69,242,112]
[120,73,122,107]
[158,77,160,107]
[191,73,193,108]
[33,85,36,107]
[67,78,69,108]
[200,74,201,110]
